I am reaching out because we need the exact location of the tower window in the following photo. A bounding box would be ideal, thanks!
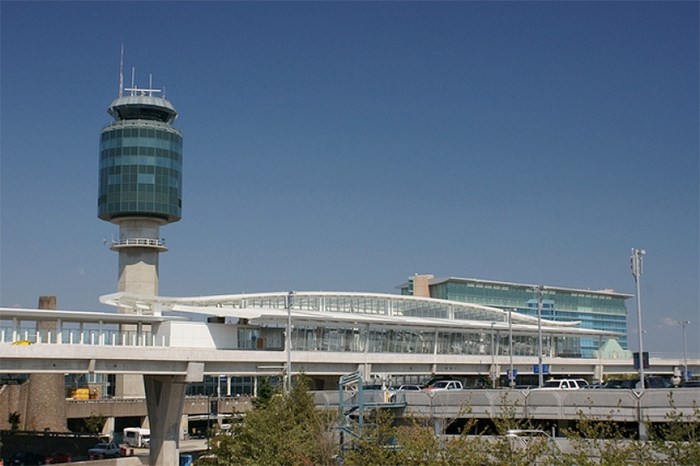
[137,173,155,184]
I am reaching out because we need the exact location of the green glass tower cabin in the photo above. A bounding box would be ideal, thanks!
[98,92,183,222]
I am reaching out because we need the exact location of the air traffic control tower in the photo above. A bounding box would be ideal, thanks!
[98,74,183,311]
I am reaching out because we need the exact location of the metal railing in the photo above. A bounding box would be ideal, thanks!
[0,327,168,347]
[112,237,166,247]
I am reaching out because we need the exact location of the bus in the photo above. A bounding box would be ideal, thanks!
[123,427,150,448]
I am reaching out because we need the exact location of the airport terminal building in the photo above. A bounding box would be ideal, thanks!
[400,274,631,358]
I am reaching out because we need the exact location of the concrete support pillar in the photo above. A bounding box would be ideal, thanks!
[180,414,189,440]
[144,375,188,466]
[144,363,202,466]
[594,362,604,382]
[102,416,115,438]
[26,296,67,432]
[433,418,443,436]
[116,374,146,399]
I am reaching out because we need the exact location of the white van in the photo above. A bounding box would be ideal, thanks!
[124,427,150,448]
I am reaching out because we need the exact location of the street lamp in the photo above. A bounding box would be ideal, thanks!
[630,247,647,441]
[630,249,646,391]
[509,308,514,389]
[490,322,496,388]
[536,286,544,388]
[678,320,690,381]
[285,291,295,393]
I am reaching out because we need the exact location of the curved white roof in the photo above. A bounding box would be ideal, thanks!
[100,290,594,335]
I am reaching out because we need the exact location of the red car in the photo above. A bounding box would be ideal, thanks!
[45,452,72,464]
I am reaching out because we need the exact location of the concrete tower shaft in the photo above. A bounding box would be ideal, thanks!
[112,217,167,297]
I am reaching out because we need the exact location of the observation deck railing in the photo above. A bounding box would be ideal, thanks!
[111,237,166,248]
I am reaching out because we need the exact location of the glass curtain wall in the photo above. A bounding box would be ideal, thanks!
[265,324,582,357]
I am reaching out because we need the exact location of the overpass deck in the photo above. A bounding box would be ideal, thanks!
[315,388,700,423]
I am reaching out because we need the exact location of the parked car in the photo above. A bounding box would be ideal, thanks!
[603,379,627,389]
[44,452,72,464]
[604,377,671,389]
[631,377,671,389]
[395,384,423,392]
[535,378,584,390]
[88,442,121,459]
[10,451,45,465]
[571,378,590,388]
[388,384,424,401]
[424,380,463,391]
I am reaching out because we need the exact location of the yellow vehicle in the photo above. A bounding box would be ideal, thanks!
[11,340,32,346]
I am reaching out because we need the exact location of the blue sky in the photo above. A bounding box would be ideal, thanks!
[1,1,697,355]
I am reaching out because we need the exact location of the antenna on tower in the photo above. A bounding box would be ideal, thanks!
[131,67,136,95]
[149,73,153,96]
[118,45,124,98]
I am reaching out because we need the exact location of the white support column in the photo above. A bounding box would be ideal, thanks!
[144,375,189,466]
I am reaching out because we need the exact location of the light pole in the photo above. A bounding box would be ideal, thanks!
[678,320,690,381]
[509,308,514,389]
[536,286,544,388]
[630,247,646,441]
[491,322,496,388]
[285,291,294,393]
[631,249,646,390]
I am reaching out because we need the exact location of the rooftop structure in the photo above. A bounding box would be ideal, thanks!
[100,290,618,363]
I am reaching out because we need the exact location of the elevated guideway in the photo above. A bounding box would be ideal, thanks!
[2,297,698,385]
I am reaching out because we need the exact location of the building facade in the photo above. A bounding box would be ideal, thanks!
[400,274,631,358]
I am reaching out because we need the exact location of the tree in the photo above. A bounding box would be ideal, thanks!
[204,383,700,465]
[252,377,275,409]
[649,394,700,466]
[555,407,653,466]
[8,411,21,432]
[478,392,557,466]
[205,374,336,466]
[85,412,106,434]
